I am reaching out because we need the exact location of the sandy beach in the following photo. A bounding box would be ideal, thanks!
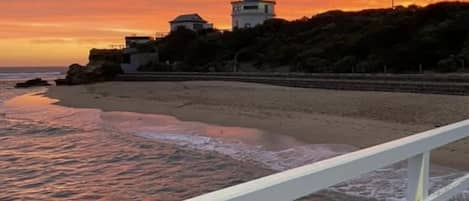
[46,81,469,170]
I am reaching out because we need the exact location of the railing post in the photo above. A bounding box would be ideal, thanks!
[407,152,430,201]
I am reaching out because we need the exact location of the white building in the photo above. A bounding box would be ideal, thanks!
[231,0,276,29]
[169,14,213,32]
[121,36,158,73]
[121,49,159,73]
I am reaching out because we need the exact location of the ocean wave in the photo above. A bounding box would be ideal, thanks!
[136,131,354,171]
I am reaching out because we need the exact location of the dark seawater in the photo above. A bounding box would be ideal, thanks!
[0,69,467,201]
[0,67,66,81]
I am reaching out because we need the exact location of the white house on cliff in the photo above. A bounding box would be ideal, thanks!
[170,14,213,32]
[232,0,276,29]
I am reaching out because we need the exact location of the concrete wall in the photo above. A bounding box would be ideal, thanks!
[117,72,469,96]
[89,49,123,65]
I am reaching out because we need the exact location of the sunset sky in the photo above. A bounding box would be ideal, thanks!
[0,0,460,67]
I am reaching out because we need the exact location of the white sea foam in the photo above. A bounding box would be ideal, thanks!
[137,131,353,171]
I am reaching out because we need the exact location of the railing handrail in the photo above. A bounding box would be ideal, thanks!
[185,120,469,201]
[426,174,469,201]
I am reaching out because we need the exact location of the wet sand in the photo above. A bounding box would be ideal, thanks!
[46,81,469,170]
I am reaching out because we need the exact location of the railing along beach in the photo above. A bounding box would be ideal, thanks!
[186,120,469,201]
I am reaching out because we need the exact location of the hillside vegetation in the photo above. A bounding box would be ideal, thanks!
[149,2,469,73]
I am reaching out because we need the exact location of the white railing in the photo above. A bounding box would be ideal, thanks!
[186,120,469,201]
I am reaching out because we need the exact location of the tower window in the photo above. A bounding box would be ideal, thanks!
[244,5,258,10]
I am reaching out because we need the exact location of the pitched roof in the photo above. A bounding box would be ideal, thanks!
[170,14,208,23]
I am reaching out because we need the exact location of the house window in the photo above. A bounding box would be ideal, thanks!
[265,5,269,13]
[244,5,258,10]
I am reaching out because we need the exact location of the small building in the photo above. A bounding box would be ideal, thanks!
[169,14,213,32]
[125,36,153,48]
[121,37,158,73]
[231,0,276,29]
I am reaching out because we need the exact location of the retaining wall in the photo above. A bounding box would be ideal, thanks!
[116,73,469,96]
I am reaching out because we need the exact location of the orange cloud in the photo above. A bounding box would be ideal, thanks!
[0,0,466,66]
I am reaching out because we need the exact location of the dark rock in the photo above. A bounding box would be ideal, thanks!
[65,64,90,85]
[15,78,51,88]
[59,62,123,85]
[54,79,71,86]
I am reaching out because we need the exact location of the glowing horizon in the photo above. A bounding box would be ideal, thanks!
[0,0,465,67]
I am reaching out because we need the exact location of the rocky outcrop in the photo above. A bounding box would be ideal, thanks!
[15,78,51,88]
[56,48,124,85]
[56,62,123,85]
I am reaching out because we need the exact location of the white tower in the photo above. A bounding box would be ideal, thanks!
[231,0,276,29]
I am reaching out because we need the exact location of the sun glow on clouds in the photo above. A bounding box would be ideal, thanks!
[0,0,464,66]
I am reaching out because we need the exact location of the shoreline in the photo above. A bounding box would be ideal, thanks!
[2,89,385,201]
[0,90,277,201]
[45,81,469,170]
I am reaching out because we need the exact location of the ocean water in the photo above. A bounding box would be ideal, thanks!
[0,68,467,201]
[0,67,66,81]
